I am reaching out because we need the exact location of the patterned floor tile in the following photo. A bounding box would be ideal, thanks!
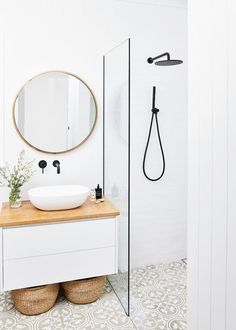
[0,303,64,330]
[0,261,186,330]
[130,261,187,330]
[0,282,135,330]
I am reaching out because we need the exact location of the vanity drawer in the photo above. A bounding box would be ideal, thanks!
[4,247,116,290]
[3,218,116,260]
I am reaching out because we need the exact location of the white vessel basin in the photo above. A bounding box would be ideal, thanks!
[28,185,90,211]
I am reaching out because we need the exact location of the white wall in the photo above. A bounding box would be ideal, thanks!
[0,0,110,202]
[188,0,236,329]
[130,4,187,266]
[0,0,187,267]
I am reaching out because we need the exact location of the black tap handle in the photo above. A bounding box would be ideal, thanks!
[38,160,47,174]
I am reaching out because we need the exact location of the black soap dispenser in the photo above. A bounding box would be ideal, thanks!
[95,184,102,200]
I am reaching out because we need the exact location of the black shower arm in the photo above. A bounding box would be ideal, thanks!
[148,52,170,64]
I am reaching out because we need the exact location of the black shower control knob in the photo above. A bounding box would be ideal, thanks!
[38,160,47,174]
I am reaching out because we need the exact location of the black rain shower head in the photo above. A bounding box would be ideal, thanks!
[155,59,183,66]
[147,52,183,66]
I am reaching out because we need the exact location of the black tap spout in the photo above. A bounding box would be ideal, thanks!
[53,160,60,174]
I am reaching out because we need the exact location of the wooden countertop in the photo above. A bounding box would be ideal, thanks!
[0,198,120,227]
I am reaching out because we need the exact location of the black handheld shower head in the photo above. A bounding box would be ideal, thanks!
[147,52,183,66]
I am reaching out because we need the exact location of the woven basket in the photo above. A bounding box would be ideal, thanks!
[11,283,59,315]
[62,276,106,304]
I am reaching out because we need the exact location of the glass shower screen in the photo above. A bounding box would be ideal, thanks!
[103,39,130,315]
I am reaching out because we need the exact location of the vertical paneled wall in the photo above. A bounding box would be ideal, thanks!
[0,29,6,203]
[226,0,236,328]
[0,28,5,163]
[188,0,236,329]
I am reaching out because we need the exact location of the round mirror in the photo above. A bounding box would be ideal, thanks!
[13,71,97,153]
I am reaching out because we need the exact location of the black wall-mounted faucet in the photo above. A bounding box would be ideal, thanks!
[38,160,47,174]
[53,160,60,174]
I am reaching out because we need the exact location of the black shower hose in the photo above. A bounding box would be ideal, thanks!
[143,87,165,181]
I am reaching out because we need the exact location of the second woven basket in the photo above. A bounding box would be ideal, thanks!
[62,276,106,304]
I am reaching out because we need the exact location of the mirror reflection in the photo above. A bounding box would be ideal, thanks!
[13,71,97,153]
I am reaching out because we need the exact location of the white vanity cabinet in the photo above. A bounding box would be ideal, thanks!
[0,200,119,291]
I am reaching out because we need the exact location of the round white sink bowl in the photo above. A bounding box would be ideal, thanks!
[28,185,90,211]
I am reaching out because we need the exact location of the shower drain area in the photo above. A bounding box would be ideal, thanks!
[131,260,187,329]
[0,261,186,330]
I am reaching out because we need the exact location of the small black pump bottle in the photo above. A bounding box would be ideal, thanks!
[95,184,102,200]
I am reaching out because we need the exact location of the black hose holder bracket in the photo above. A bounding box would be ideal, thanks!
[152,108,159,114]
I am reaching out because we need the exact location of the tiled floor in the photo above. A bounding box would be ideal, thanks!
[0,261,186,330]
[130,261,187,330]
